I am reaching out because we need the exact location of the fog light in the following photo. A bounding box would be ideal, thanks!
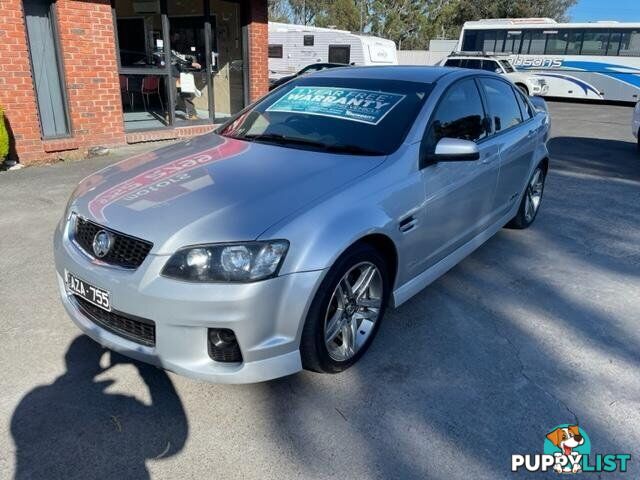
[207,328,242,363]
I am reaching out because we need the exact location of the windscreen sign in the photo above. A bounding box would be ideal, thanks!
[266,87,405,125]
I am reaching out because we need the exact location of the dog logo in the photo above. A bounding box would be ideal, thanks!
[545,425,587,473]
[512,423,630,474]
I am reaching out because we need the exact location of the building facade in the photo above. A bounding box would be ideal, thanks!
[0,0,268,165]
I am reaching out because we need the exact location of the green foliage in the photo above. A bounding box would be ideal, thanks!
[268,0,577,49]
[0,107,9,160]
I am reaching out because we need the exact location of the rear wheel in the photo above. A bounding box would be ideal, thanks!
[300,244,390,373]
[506,164,546,229]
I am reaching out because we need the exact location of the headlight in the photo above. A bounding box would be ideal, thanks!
[162,240,289,283]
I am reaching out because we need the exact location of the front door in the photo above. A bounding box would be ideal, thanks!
[416,78,499,272]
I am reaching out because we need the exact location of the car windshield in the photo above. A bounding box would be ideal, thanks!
[219,76,432,156]
[499,60,515,73]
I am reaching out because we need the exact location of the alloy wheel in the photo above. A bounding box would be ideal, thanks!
[323,262,383,362]
[524,168,545,223]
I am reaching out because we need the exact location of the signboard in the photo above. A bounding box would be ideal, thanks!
[266,86,405,125]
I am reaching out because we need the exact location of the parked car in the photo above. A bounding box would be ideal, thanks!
[54,66,550,384]
[269,63,348,91]
[633,100,640,152]
[443,54,549,96]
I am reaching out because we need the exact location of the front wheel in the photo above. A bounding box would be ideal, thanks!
[506,165,546,229]
[300,244,390,374]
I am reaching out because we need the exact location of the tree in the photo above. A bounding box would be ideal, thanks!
[266,0,578,49]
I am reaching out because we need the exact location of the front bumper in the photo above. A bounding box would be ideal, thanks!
[53,217,325,384]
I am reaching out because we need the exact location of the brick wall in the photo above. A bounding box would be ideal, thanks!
[0,0,269,166]
[246,0,269,103]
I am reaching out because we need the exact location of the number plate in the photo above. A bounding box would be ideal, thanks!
[65,270,111,312]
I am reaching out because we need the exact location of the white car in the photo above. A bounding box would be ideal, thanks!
[633,101,640,152]
[443,55,548,96]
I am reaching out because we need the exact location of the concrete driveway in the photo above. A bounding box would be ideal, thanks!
[1,102,639,479]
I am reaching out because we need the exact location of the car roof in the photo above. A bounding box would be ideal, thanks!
[312,65,457,83]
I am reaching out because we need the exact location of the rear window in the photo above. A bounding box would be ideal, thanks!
[219,77,432,156]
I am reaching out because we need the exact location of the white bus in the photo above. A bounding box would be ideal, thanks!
[457,18,640,102]
[268,22,397,80]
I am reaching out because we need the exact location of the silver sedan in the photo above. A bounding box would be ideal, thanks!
[54,66,550,383]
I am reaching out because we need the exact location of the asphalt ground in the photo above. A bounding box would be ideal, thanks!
[1,101,639,479]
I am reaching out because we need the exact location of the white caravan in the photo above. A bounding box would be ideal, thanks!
[268,22,397,79]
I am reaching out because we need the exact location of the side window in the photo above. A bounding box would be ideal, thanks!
[479,78,523,132]
[303,35,314,46]
[514,88,534,120]
[481,60,500,73]
[422,79,487,154]
[445,59,462,67]
[582,30,610,55]
[466,59,482,69]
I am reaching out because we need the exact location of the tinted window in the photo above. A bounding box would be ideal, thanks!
[566,30,583,54]
[545,31,569,54]
[582,30,609,55]
[423,79,487,152]
[268,44,283,58]
[220,77,432,156]
[514,88,534,120]
[462,30,481,51]
[504,32,522,53]
[499,60,515,73]
[479,78,523,132]
[465,59,482,69]
[607,31,622,55]
[529,31,546,54]
[483,31,497,51]
[445,59,462,67]
[482,60,500,72]
[620,30,640,57]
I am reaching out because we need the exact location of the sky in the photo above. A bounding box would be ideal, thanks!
[568,0,640,22]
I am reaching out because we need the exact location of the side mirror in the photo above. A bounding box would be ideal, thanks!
[421,138,480,167]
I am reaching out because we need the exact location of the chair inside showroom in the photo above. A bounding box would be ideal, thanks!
[119,75,134,110]
[141,76,164,113]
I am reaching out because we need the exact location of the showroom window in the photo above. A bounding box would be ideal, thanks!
[113,0,247,131]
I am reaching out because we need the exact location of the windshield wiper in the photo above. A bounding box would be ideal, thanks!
[242,133,383,156]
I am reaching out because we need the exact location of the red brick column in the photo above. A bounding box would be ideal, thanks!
[0,0,43,163]
[246,0,268,103]
[55,0,125,148]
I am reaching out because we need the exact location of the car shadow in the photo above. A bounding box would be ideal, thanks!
[548,137,639,180]
[10,335,188,480]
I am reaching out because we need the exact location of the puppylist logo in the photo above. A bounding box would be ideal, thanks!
[512,424,631,474]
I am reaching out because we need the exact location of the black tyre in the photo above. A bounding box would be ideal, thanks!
[300,243,390,374]
[506,164,547,229]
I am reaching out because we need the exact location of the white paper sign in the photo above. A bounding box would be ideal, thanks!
[179,73,196,93]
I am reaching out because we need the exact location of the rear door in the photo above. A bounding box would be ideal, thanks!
[478,77,537,217]
[416,78,500,270]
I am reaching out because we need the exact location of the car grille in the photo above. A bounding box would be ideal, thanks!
[74,217,153,269]
[73,295,156,347]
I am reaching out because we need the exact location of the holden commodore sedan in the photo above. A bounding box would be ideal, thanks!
[54,66,550,383]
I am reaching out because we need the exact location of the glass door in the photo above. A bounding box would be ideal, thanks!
[168,0,212,124]
[210,0,245,122]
